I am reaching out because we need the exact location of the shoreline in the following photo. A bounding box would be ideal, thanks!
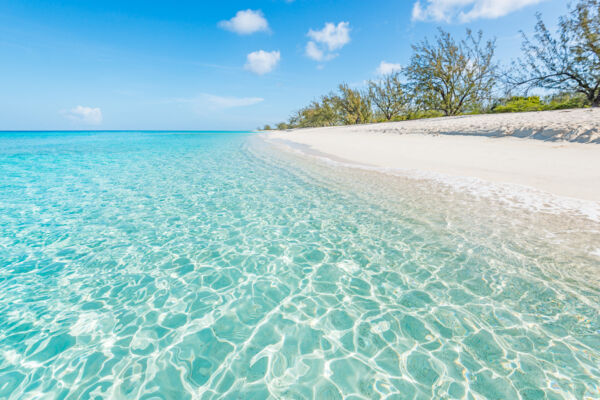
[262,109,600,203]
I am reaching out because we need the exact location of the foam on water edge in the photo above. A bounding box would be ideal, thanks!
[267,136,600,223]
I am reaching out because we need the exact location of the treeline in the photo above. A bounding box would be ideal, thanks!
[264,0,599,130]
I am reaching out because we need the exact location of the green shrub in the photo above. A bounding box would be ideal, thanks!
[405,110,445,120]
[491,96,544,113]
[491,93,590,113]
[544,92,590,110]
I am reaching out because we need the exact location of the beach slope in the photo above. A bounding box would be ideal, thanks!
[264,108,600,201]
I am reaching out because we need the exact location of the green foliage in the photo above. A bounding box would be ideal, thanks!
[262,124,272,131]
[368,72,408,121]
[336,84,373,125]
[288,94,342,128]
[405,110,445,120]
[545,91,591,109]
[492,92,590,113]
[269,2,596,129]
[282,85,372,128]
[516,0,600,106]
[492,96,544,113]
[405,29,497,116]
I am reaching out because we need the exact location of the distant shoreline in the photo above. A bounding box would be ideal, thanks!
[263,108,600,202]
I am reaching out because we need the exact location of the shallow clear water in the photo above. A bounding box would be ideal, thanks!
[0,131,599,400]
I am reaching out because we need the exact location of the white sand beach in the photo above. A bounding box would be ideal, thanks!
[264,108,600,202]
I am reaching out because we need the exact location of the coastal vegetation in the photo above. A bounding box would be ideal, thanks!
[266,0,597,130]
[513,0,600,107]
[405,29,497,117]
[491,93,590,113]
[368,72,407,121]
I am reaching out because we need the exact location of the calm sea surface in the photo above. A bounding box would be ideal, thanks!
[0,131,599,399]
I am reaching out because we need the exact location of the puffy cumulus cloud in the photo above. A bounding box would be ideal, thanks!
[305,41,325,61]
[376,61,402,75]
[244,50,281,75]
[308,22,351,51]
[412,0,545,23]
[305,41,337,62]
[218,9,269,35]
[305,22,351,62]
[64,105,102,125]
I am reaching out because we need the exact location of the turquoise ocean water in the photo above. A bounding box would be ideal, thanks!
[0,131,599,399]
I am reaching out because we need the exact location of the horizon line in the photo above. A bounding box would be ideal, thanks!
[0,129,257,133]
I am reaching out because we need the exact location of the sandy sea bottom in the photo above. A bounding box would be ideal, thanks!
[0,131,599,399]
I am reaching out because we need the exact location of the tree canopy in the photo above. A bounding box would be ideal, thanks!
[335,84,373,125]
[269,1,597,130]
[405,29,497,116]
[288,95,341,128]
[515,0,600,106]
[368,72,408,121]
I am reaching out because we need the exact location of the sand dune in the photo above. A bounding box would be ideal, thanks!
[264,108,600,202]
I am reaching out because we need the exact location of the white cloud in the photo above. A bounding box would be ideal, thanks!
[305,41,339,62]
[308,22,351,51]
[305,22,350,62]
[376,61,402,75]
[412,0,545,23]
[244,50,280,75]
[63,106,102,125]
[218,9,269,35]
[305,41,325,61]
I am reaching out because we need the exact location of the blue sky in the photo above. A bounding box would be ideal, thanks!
[0,0,567,130]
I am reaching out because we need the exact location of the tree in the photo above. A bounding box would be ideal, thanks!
[368,72,408,121]
[515,0,600,106]
[405,29,497,116]
[335,84,373,124]
[287,94,342,128]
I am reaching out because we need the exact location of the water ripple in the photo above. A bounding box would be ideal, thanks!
[0,131,598,399]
